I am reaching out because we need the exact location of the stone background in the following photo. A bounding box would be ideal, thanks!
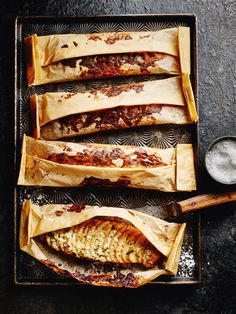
[0,1,235,313]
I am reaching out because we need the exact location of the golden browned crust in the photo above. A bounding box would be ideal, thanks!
[29,94,40,139]
[44,218,161,267]
[24,36,36,86]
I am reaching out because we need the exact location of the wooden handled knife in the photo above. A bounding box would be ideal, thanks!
[166,191,236,218]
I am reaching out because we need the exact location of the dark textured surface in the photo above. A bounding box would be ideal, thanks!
[0,1,236,313]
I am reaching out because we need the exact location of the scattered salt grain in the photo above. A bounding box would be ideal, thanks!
[177,245,196,278]
[206,139,236,184]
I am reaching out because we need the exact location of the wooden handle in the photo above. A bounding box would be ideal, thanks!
[179,191,236,214]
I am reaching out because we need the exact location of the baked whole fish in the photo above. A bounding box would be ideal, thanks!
[44,218,161,267]
[20,201,186,287]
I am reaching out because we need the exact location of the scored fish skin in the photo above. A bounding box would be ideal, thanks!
[94,221,114,262]
[108,223,128,263]
[88,220,111,263]
[121,230,143,264]
[44,218,161,267]
[128,234,144,264]
[116,228,137,264]
[73,220,91,257]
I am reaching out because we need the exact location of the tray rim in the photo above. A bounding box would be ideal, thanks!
[13,13,201,286]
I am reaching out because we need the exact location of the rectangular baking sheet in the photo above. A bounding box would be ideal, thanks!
[14,14,200,285]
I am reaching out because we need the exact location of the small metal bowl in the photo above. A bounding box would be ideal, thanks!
[204,135,236,185]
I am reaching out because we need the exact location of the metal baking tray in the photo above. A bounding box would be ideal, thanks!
[14,14,200,285]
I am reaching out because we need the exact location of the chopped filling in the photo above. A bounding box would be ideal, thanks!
[88,83,144,97]
[62,104,162,129]
[47,146,166,168]
[60,51,179,79]
[80,178,131,187]
[41,104,163,139]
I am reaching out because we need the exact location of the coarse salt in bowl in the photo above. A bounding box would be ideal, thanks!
[205,136,236,184]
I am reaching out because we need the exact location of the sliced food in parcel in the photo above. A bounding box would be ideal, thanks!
[20,200,186,287]
[44,219,161,267]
